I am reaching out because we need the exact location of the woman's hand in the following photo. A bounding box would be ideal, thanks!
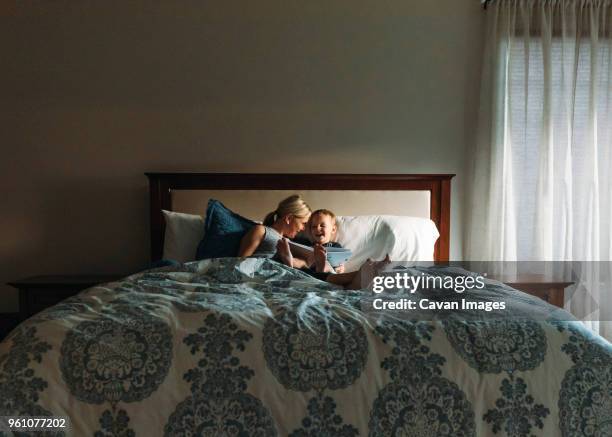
[334,264,345,273]
[276,238,295,267]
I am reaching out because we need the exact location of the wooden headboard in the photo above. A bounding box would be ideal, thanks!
[145,173,455,262]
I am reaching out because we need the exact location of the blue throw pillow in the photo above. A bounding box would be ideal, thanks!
[195,199,256,259]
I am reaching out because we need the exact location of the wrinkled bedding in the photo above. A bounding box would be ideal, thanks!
[0,258,610,436]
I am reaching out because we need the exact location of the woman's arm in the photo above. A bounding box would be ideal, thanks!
[238,225,266,257]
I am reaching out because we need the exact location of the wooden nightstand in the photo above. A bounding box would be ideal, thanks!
[7,275,124,322]
[494,274,573,308]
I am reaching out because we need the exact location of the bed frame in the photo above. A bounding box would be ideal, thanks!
[146,173,455,262]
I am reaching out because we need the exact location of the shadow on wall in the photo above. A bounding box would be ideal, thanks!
[0,173,151,312]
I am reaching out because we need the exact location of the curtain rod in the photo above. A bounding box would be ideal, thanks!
[482,0,612,7]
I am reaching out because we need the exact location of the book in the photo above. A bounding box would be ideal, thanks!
[288,241,352,267]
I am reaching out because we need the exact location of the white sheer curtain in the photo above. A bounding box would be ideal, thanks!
[466,0,612,339]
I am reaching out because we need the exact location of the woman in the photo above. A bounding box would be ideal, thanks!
[238,194,311,267]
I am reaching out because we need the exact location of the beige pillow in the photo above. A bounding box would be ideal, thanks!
[162,210,205,262]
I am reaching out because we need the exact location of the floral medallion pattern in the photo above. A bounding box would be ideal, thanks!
[263,312,368,392]
[370,377,474,437]
[60,306,172,436]
[444,320,550,435]
[559,365,612,437]
[289,394,358,437]
[164,313,277,436]
[0,327,54,418]
[556,322,612,436]
[60,312,172,404]
[443,320,547,373]
[483,377,550,435]
[262,294,367,435]
[369,322,475,436]
[94,409,135,437]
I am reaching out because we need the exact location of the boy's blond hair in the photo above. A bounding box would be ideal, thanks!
[310,209,337,223]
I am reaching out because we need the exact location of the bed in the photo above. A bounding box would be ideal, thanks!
[1,173,610,437]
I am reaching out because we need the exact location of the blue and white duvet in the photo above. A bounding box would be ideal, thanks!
[0,258,610,436]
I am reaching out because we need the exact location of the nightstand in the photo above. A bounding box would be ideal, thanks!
[495,274,573,308]
[7,275,124,322]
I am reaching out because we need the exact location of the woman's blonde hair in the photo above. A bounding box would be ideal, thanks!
[263,195,311,226]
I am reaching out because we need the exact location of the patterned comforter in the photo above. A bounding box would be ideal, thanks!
[0,258,610,436]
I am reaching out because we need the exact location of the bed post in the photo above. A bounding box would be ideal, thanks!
[146,173,172,262]
[435,177,452,262]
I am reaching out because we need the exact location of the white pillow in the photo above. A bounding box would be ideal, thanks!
[335,215,440,272]
[162,210,205,262]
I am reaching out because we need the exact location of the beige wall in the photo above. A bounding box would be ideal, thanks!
[0,0,484,312]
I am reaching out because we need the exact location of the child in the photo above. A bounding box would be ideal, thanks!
[293,208,390,289]
[293,209,346,276]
